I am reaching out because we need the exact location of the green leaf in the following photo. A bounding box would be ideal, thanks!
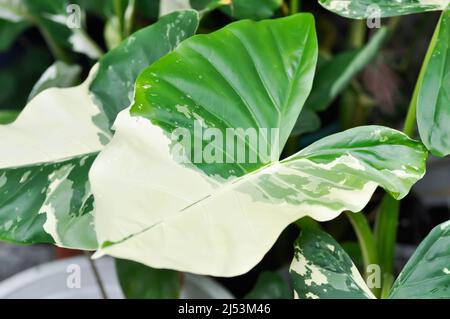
[90,14,427,277]
[245,272,292,299]
[90,9,199,126]
[417,8,450,157]
[115,259,180,299]
[293,28,388,136]
[28,61,81,101]
[0,19,29,52]
[0,10,199,248]
[318,0,448,18]
[389,221,450,298]
[290,228,374,299]
[0,0,102,59]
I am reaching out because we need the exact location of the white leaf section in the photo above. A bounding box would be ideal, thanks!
[0,65,111,169]
[91,111,396,277]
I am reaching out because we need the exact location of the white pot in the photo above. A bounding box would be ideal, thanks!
[0,256,234,299]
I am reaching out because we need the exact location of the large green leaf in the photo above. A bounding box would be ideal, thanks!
[293,28,388,136]
[319,0,448,18]
[28,61,82,101]
[115,259,181,299]
[0,0,102,59]
[389,221,450,298]
[90,14,427,277]
[245,272,292,299]
[290,228,374,299]
[417,8,450,157]
[0,10,199,248]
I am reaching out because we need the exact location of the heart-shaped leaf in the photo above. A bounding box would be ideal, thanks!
[90,14,427,277]
[319,0,448,18]
[389,220,450,298]
[290,228,375,299]
[0,10,199,248]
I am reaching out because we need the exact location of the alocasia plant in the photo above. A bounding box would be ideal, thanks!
[0,0,448,300]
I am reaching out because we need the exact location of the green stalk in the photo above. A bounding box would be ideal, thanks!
[290,0,300,14]
[403,14,442,136]
[349,19,366,48]
[346,212,380,297]
[37,24,71,63]
[374,195,399,298]
[374,12,443,298]
[113,0,125,39]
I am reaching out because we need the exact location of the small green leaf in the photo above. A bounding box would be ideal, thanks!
[28,61,81,101]
[293,28,388,135]
[290,228,374,299]
[115,259,180,299]
[220,0,282,20]
[389,221,450,299]
[245,272,292,299]
[417,8,450,157]
[319,0,448,18]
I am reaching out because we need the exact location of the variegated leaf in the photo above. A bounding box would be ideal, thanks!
[319,0,448,18]
[90,14,427,277]
[290,228,375,299]
[389,221,450,298]
[0,10,199,248]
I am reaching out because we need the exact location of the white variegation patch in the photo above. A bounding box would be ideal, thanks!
[159,0,191,16]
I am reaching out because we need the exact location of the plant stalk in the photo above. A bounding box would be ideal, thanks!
[290,0,300,14]
[346,212,380,297]
[85,252,108,299]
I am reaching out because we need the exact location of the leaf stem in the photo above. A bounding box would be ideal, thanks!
[113,0,125,40]
[346,212,380,297]
[290,0,300,14]
[403,13,442,136]
[374,12,443,297]
[349,19,366,48]
[84,251,108,299]
[37,23,71,63]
